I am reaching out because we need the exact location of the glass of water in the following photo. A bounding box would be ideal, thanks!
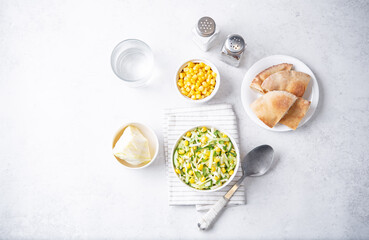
[111,39,154,87]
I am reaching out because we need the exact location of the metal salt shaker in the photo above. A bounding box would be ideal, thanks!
[192,16,219,51]
[220,34,246,67]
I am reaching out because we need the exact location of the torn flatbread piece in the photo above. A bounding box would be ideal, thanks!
[250,91,297,128]
[279,97,311,130]
[261,70,311,97]
[250,63,293,94]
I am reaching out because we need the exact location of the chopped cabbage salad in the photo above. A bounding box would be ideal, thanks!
[173,126,237,190]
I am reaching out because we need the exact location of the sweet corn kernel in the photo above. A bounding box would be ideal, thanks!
[215,147,221,153]
[211,166,216,172]
[186,131,192,137]
[187,163,191,169]
[222,134,228,138]
[214,176,219,181]
[189,170,194,175]
[229,170,234,176]
[204,155,209,161]
[175,168,181,174]
[193,146,197,150]
[178,150,185,155]
[178,158,183,164]
[201,136,208,143]
[178,62,216,100]
[200,176,206,182]
[214,157,220,163]
[221,167,226,173]
[184,140,189,146]
[190,178,195,184]
[198,164,204,171]
[205,151,210,157]
[201,126,207,132]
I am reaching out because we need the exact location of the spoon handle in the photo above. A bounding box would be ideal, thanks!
[198,176,246,230]
[197,197,229,230]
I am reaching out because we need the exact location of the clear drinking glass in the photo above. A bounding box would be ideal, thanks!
[111,39,154,87]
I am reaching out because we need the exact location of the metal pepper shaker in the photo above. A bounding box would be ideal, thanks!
[220,34,246,67]
[192,16,220,51]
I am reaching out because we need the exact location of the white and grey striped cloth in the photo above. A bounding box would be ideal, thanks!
[163,104,246,210]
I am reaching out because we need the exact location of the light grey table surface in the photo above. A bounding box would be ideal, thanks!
[1,0,369,239]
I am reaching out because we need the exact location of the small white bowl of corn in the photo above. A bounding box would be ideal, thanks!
[175,59,220,103]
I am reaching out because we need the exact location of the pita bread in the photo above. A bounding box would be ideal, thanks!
[250,91,297,128]
[250,63,293,93]
[261,70,311,97]
[279,97,311,130]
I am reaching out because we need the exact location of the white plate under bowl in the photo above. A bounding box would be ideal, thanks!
[241,55,319,132]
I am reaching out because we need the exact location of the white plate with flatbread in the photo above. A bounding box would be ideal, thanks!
[241,55,319,131]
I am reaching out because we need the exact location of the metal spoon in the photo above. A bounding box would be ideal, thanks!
[197,145,275,230]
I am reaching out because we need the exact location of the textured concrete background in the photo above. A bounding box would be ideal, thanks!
[0,0,368,239]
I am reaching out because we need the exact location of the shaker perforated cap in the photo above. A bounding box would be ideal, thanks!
[225,34,246,54]
[196,17,216,37]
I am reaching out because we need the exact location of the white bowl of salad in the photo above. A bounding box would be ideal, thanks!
[171,126,240,192]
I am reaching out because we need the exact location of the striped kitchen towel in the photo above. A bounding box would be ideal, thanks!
[163,104,246,211]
